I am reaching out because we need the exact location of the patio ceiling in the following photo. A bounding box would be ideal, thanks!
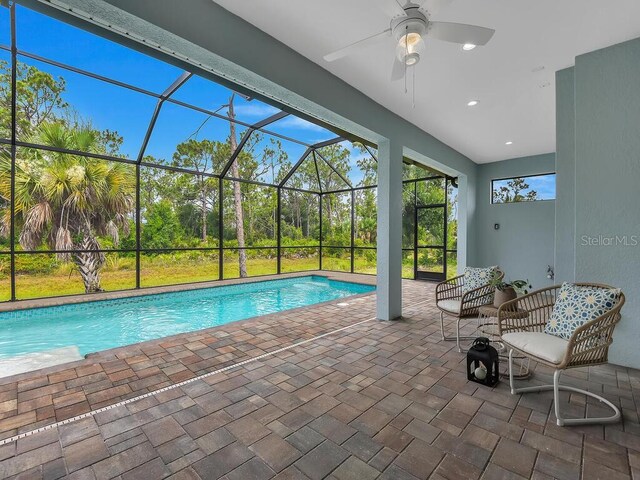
[212,0,640,164]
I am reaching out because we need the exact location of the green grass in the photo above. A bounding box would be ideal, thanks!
[0,254,367,301]
[0,252,457,302]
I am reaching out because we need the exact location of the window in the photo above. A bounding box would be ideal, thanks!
[491,173,556,204]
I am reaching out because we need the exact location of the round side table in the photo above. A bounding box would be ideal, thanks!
[477,305,530,379]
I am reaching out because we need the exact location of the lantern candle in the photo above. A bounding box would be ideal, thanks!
[474,366,487,380]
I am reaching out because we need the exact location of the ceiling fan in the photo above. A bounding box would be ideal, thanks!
[323,0,495,81]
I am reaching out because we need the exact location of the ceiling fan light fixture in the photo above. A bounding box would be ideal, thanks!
[404,52,420,66]
[398,32,422,49]
[396,31,425,66]
[462,43,477,51]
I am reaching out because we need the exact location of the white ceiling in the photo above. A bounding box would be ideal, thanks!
[212,0,640,164]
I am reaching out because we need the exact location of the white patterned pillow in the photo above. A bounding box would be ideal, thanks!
[544,283,621,340]
[462,266,498,293]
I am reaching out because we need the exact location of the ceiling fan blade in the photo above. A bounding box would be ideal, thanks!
[324,28,392,62]
[391,57,405,82]
[428,21,495,46]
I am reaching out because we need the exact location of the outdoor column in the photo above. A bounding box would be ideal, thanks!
[376,139,403,320]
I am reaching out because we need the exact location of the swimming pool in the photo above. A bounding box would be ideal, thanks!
[0,275,375,359]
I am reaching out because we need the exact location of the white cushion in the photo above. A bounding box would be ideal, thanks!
[437,300,461,314]
[502,332,569,365]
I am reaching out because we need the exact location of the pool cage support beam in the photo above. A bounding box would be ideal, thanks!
[133,72,192,289]
[312,152,322,194]
[278,147,314,188]
[219,129,252,178]
[364,144,378,163]
[251,110,290,131]
[9,3,17,301]
[351,189,355,274]
[314,149,352,189]
[220,111,289,178]
[277,186,281,274]
[315,152,323,271]
[311,137,344,149]
[319,193,323,270]
[137,71,193,163]
[219,176,224,281]
[135,164,141,288]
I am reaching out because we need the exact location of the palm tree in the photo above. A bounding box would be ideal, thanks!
[0,122,135,292]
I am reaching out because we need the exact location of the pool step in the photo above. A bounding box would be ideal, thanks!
[0,346,83,378]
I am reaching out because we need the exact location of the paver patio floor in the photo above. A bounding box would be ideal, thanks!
[0,275,639,479]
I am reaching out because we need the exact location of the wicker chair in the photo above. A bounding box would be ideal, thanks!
[435,269,504,352]
[498,283,625,426]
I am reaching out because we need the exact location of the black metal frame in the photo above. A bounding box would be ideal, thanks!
[415,203,447,282]
[0,3,458,302]
[402,177,458,282]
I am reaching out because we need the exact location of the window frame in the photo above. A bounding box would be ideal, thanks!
[490,172,557,205]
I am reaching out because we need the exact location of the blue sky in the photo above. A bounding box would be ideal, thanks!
[9,4,374,182]
[0,7,9,47]
[493,174,556,200]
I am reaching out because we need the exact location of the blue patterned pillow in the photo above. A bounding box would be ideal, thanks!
[544,283,621,340]
[462,266,498,293]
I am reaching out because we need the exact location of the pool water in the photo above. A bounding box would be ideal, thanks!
[0,276,375,358]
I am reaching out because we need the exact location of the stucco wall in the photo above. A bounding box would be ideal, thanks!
[554,67,576,284]
[476,154,556,289]
[572,37,640,367]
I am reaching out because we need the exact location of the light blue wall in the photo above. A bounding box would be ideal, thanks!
[571,37,640,367]
[554,67,576,283]
[476,154,556,289]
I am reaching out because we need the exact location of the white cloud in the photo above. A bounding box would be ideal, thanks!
[274,116,329,133]
[232,103,280,119]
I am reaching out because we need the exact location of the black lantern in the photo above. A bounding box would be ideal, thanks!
[467,337,499,387]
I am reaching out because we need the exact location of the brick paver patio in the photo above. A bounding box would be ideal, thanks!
[0,274,638,479]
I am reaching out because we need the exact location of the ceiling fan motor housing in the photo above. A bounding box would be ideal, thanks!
[391,6,428,42]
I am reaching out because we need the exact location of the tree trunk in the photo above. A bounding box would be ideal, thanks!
[73,234,105,293]
[201,184,207,242]
[228,96,248,277]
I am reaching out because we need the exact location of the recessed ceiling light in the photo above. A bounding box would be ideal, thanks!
[505,141,513,145]
[462,43,477,51]
[467,100,479,107]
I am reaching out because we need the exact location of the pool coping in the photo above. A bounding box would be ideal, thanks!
[0,270,376,312]
[0,272,377,385]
